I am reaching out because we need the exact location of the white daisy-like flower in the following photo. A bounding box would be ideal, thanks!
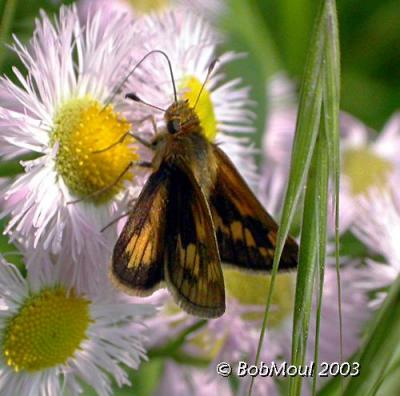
[339,112,400,231]
[260,73,400,232]
[0,257,154,396]
[0,6,149,293]
[129,10,258,188]
[350,175,400,307]
[0,84,27,159]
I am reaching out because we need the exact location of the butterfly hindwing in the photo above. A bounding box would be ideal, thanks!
[210,145,298,271]
[110,168,169,295]
[164,161,225,318]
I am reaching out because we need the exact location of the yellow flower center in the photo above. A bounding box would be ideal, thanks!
[51,97,138,204]
[2,287,90,372]
[127,0,169,13]
[180,76,217,141]
[224,268,295,326]
[342,148,393,195]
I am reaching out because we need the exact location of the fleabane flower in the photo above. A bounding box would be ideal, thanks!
[0,257,154,396]
[350,174,400,307]
[129,10,258,188]
[339,112,400,231]
[260,73,400,232]
[0,6,148,293]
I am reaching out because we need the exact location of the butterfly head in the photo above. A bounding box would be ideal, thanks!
[165,100,201,135]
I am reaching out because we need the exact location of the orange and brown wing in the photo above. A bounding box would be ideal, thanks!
[210,145,298,272]
[164,162,225,318]
[110,168,169,295]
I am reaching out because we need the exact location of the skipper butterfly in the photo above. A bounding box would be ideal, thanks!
[110,52,298,318]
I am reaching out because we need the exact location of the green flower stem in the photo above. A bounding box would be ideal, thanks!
[147,319,209,366]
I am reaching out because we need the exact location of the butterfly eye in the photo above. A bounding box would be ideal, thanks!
[167,119,180,134]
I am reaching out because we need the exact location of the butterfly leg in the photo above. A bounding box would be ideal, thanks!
[129,114,158,148]
[134,114,158,135]
[91,132,133,153]
[93,115,157,153]
[66,161,151,205]
[100,207,137,233]
[128,132,154,149]
[100,193,140,232]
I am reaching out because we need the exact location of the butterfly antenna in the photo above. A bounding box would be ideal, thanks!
[194,58,218,109]
[106,49,178,106]
[125,92,166,112]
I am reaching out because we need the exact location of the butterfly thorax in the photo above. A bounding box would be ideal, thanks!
[150,100,217,196]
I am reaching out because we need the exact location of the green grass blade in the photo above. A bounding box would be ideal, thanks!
[312,1,341,394]
[289,128,328,396]
[311,124,330,396]
[248,3,328,395]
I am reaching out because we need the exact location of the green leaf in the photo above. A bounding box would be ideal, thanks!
[0,159,24,177]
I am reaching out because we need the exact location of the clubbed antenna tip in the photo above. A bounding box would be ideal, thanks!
[125,92,166,113]
[125,92,141,102]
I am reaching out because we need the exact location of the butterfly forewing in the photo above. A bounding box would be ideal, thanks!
[110,168,169,295]
[210,145,298,271]
[164,161,225,318]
